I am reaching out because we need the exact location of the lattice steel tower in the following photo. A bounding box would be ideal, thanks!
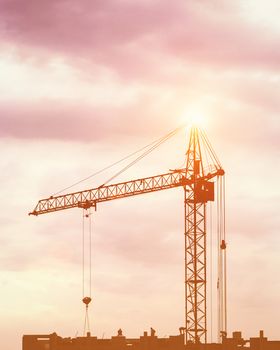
[184,127,225,343]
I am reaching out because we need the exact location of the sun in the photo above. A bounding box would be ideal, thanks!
[189,113,205,127]
[179,108,207,128]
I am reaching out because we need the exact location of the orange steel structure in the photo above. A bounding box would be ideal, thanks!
[29,127,225,344]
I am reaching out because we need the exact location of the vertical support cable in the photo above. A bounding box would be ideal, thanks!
[220,177,224,339]
[217,175,227,342]
[89,208,92,298]
[82,208,93,336]
[217,176,221,343]
[222,176,227,336]
[82,209,85,298]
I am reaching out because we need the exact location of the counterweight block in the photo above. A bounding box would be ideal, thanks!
[195,180,215,203]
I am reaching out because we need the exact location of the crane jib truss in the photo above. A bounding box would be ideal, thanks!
[29,169,223,216]
[29,127,225,345]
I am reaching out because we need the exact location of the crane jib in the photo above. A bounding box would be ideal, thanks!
[29,168,224,216]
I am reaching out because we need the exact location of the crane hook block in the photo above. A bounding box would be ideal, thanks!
[82,296,92,305]
[220,240,226,250]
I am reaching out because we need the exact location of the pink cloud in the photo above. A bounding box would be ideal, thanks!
[1,0,279,79]
[0,96,176,141]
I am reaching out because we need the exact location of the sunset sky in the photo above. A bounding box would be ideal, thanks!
[1,1,280,349]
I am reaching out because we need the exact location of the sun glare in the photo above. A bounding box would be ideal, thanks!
[179,109,206,128]
[190,114,205,127]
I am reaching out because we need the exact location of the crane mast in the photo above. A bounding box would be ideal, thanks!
[184,127,216,343]
[29,126,225,345]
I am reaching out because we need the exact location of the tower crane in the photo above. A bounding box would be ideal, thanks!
[29,126,226,345]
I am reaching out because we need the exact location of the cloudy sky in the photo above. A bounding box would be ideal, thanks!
[0,0,280,349]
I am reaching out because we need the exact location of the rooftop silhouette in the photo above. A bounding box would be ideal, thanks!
[23,329,280,350]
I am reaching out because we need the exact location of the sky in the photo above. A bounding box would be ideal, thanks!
[0,0,280,349]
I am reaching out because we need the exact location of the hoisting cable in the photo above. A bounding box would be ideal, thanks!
[52,124,185,196]
[216,175,220,343]
[222,176,227,336]
[219,176,224,340]
[83,301,91,336]
[82,210,85,298]
[82,208,93,336]
[217,174,227,342]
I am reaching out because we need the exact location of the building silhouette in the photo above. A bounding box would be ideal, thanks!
[22,329,280,350]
